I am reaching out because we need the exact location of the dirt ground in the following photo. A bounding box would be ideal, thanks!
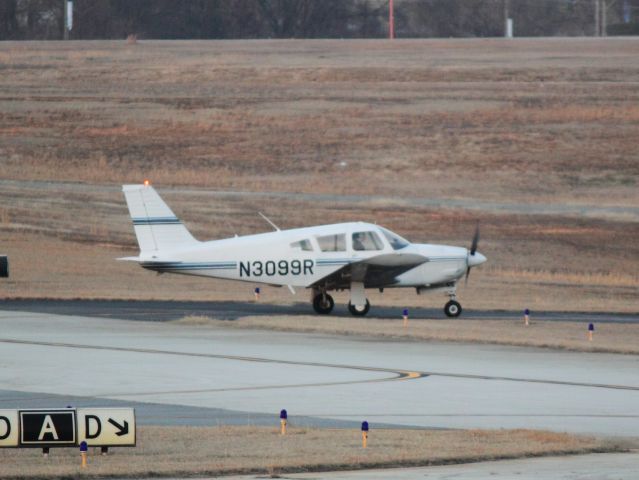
[0,39,637,313]
[0,425,621,479]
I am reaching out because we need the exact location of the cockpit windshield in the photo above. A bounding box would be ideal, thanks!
[380,227,410,250]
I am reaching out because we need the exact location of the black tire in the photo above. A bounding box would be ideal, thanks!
[313,293,334,314]
[444,300,462,317]
[348,300,370,316]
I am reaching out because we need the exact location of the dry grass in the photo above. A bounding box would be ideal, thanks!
[0,209,639,316]
[0,39,637,313]
[0,426,621,479]
[0,230,636,314]
[492,268,638,288]
[175,315,639,355]
[0,39,638,202]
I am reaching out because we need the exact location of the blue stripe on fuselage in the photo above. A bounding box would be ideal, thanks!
[132,217,181,225]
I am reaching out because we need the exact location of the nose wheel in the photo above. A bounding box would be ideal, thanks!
[444,300,462,317]
[313,293,334,314]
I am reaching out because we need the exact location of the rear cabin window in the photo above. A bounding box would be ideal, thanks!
[316,234,346,252]
[352,231,384,251]
[290,239,313,251]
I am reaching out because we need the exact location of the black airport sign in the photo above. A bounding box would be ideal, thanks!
[20,410,76,446]
[0,255,8,278]
[20,410,76,447]
[0,408,135,449]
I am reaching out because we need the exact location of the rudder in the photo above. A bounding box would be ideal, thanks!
[122,184,199,254]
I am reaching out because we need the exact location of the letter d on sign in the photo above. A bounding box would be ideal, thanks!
[85,415,101,439]
[0,416,10,440]
[0,410,19,447]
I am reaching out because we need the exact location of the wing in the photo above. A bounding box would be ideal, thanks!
[309,253,427,289]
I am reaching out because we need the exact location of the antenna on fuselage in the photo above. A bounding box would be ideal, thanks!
[258,212,280,231]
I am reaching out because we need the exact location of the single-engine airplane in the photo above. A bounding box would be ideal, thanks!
[121,183,486,317]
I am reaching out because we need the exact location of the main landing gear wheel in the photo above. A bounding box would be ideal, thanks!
[444,300,462,318]
[348,300,370,316]
[313,293,334,314]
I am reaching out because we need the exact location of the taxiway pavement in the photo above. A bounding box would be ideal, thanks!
[224,453,639,480]
[0,308,638,436]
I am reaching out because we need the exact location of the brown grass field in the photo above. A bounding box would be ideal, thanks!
[0,426,624,479]
[0,39,637,315]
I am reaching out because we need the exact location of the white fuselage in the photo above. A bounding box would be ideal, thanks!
[140,222,470,289]
[122,184,487,316]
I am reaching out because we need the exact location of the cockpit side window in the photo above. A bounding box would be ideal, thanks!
[316,234,346,252]
[380,227,409,250]
[290,239,313,251]
[352,231,384,251]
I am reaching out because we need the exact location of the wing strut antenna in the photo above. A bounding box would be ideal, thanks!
[258,212,280,231]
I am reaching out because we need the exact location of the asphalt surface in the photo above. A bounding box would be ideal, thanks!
[0,298,637,323]
[224,453,639,480]
[1,309,638,437]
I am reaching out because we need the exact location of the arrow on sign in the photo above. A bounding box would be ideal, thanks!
[108,418,129,436]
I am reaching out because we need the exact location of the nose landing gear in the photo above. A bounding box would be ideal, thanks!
[444,299,462,317]
[443,284,462,317]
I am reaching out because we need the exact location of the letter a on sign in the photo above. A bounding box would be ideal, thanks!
[38,415,59,441]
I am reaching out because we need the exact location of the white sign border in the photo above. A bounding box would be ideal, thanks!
[18,409,76,446]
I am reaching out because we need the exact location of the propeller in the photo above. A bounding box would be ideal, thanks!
[465,223,480,284]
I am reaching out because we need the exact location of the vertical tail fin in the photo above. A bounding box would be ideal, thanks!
[122,184,199,254]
